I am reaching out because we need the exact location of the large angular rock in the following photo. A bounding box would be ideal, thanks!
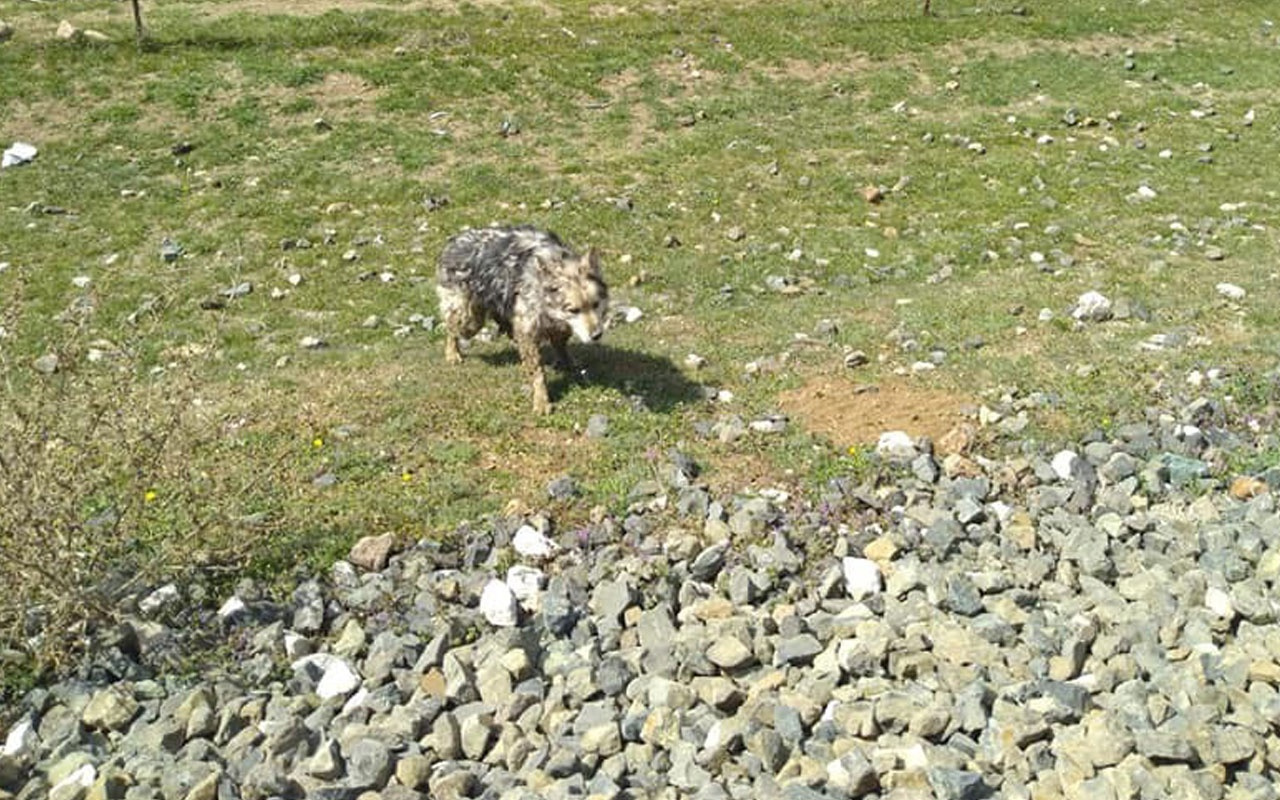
[348,532,397,571]
[81,687,139,732]
[480,579,520,627]
[706,636,755,671]
[842,558,883,600]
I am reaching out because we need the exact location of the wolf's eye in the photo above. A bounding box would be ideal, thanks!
[566,306,582,314]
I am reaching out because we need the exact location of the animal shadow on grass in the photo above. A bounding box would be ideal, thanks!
[478,344,704,413]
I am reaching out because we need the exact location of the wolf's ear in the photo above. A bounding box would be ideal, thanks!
[586,247,601,274]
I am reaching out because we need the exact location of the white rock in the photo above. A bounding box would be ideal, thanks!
[759,487,791,504]
[317,665,362,702]
[480,579,519,627]
[1204,586,1235,620]
[341,687,370,716]
[899,742,929,769]
[3,718,37,757]
[55,20,81,40]
[1175,423,1202,442]
[217,595,246,620]
[750,416,787,433]
[1072,290,1112,322]
[50,763,96,798]
[139,583,180,616]
[703,719,732,753]
[1050,450,1079,481]
[875,430,917,462]
[1037,307,1054,322]
[989,501,1013,524]
[291,653,362,700]
[821,700,840,724]
[685,353,707,369]
[512,524,557,559]
[283,631,313,660]
[842,557,883,601]
[32,353,58,374]
[506,565,545,610]
[623,306,644,323]
[299,336,326,349]
[827,753,871,794]
[1216,282,1246,300]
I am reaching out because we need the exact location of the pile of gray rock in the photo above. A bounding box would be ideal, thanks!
[4,395,1280,800]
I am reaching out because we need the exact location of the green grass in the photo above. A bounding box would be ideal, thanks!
[2,0,1280,671]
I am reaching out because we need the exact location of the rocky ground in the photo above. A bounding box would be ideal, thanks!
[4,385,1280,800]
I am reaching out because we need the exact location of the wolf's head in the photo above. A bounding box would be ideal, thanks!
[545,248,609,343]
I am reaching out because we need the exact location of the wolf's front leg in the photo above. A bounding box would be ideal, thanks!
[437,285,475,365]
[517,333,552,415]
[443,332,463,365]
[550,329,574,372]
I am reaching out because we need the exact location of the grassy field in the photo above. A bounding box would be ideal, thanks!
[1,0,1278,672]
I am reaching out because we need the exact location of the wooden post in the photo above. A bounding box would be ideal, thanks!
[130,0,145,46]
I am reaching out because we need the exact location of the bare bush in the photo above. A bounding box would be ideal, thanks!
[0,287,248,676]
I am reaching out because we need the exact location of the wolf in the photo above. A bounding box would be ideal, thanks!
[436,225,609,414]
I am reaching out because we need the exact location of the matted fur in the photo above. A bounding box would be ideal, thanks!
[437,225,609,414]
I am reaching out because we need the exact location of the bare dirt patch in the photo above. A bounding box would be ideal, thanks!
[754,31,1184,88]
[757,56,880,84]
[651,53,723,93]
[307,71,381,113]
[479,427,601,480]
[944,31,1185,62]
[598,67,644,98]
[589,3,634,18]
[178,0,560,20]
[779,375,976,447]
[214,65,381,119]
[1,97,89,146]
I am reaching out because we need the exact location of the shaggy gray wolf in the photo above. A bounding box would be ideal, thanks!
[437,225,609,414]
